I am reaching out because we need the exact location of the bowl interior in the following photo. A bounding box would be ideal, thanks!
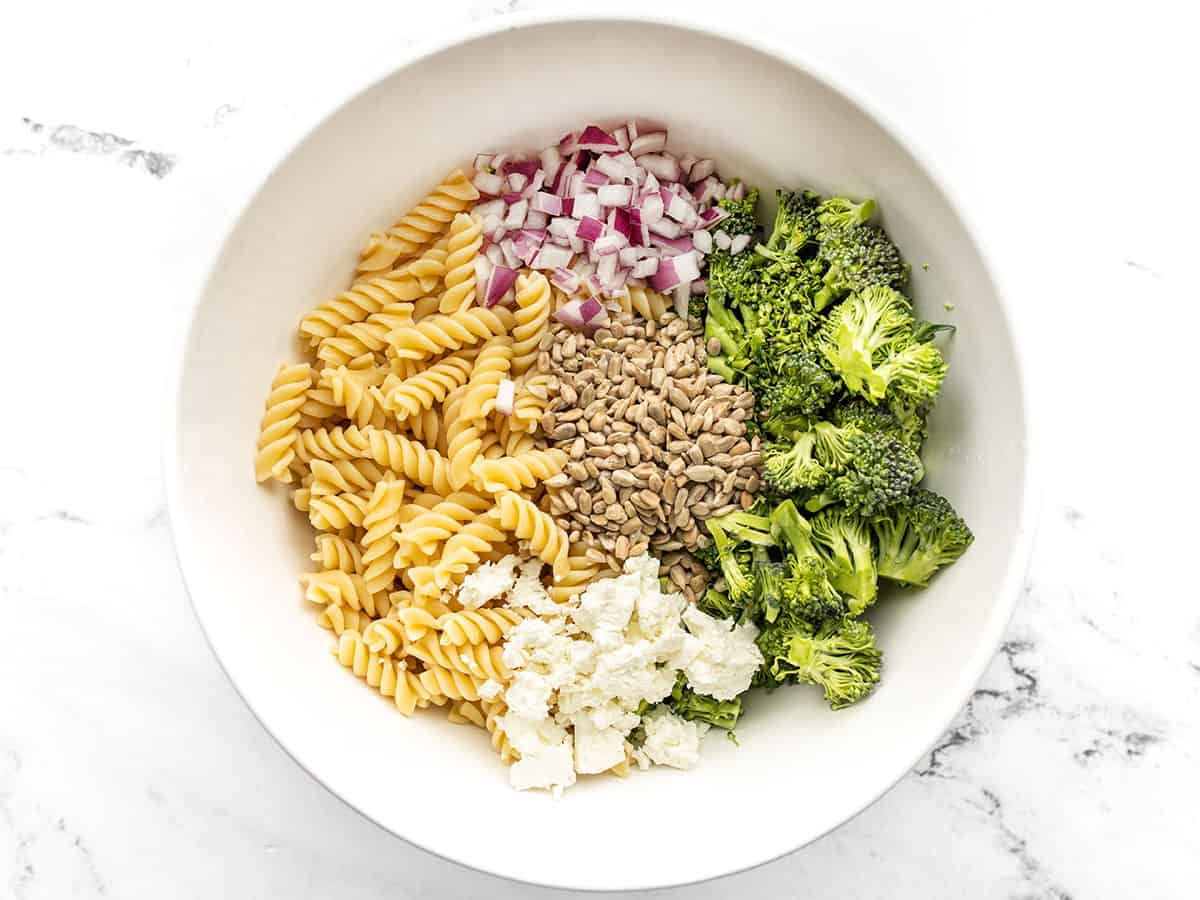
[169,16,1028,891]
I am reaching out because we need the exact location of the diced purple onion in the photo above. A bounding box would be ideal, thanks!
[650,233,694,255]
[531,192,562,216]
[505,158,538,178]
[577,124,619,151]
[596,252,618,284]
[552,160,577,196]
[474,255,492,287]
[485,243,505,266]
[568,235,584,254]
[638,153,681,182]
[643,172,660,194]
[698,207,728,229]
[648,217,682,239]
[613,126,629,150]
[728,182,746,201]
[481,213,503,235]
[583,168,609,188]
[475,198,505,220]
[597,183,633,207]
[572,193,601,220]
[714,230,732,251]
[540,146,562,183]
[526,169,546,195]
[565,171,585,198]
[678,154,697,180]
[558,132,577,152]
[730,234,752,254]
[491,152,510,173]
[551,267,581,294]
[594,233,626,256]
[495,378,515,416]
[554,298,586,329]
[692,229,714,254]
[533,243,573,270]
[611,207,631,240]
[689,159,716,183]
[548,216,579,241]
[473,171,504,195]
[594,154,630,182]
[665,191,692,223]
[673,250,702,283]
[673,283,690,318]
[618,247,639,267]
[502,192,522,204]
[632,257,659,278]
[504,200,528,230]
[650,257,680,293]
[694,177,724,206]
[640,193,665,225]
[499,238,520,268]
[554,296,609,332]
[524,210,549,230]
[577,216,604,242]
[484,266,518,307]
[507,172,529,193]
[474,153,495,173]
[626,119,639,141]
[630,131,667,157]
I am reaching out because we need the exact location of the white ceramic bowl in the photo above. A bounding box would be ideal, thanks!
[166,11,1033,891]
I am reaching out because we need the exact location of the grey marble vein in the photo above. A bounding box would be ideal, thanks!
[8,117,176,178]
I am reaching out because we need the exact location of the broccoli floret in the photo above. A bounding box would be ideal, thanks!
[757,616,882,709]
[912,320,957,343]
[778,554,847,624]
[762,431,830,495]
[756,350,840,421]
[819,285,946,405]
[816,196,877,235]
[697,587,741,620]
[665,674,744,730]
[872,487,974,587]
[810,508,878,613]
[706,508,774,547]
[832,396,929,455]
[760,406,814,441]
[769,499,820,559]
[755,189,823,266]
[813,220,908,310]
[716,189,760,238]
[806,423,924,516]
[703,519,756,601]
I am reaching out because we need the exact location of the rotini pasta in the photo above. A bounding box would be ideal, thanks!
[471,449,568,494]
[318,301,415,368]
[438,212,483,314]
[433,510,507,587]
[311,533,364,573]
[436,606,528,647]
[510,271,551,376]
[394,492,493,564]
[320,365,387,429]
[359,427,455,495]
[301,569,387,617]
[379,354,474,422]
[255,363,311,483]
[385,306,514,362]
[334,631,443,715]
[360,477,406,596]
[405,631,510,682]
[460,335,514,423]
[357,169,479,273]
[510,373,555,433]
[495,491,570,580]
[308,491,371,531]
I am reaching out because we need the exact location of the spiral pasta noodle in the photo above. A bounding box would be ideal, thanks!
[548,546,610,604]
[386,306,514,362]
[357,427,454,494]
[436,607,528,647]
[295,425,371,462]
[308,492,371,531]
[311,533,364,573]
[482,700,518,763]
[471,449,568,494]
[394,492,493,564]
[320,365,387,429]
[380,354,474,422]
[495,491,570,580]
[460,336,514,423]
[318,301,415,368]
[334,631,443,715]
[358,169,479,273]
[438,213,483,314]
[301,570,387,617]
[433,510,507,587]
[405,632,510,682]
[255,363,312,483]
[360,477,406,596]
[510,272,551,376]
[317,602,371,636]
[299,240,448,346]
[510,373,555,433]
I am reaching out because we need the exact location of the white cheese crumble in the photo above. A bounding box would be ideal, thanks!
[455,556,518,609]
[494,553,763,794]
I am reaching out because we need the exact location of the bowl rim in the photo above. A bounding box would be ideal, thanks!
[163,7,1038,891]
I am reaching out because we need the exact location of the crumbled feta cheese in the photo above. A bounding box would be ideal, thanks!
[640,708,708,770]
[478,678,503,701]
[572,717,628,774]
[573,573,638,636]
[508,558,560,615]
[505,670,555,720]
[680,606,763,701]
[503,713,577,795]
[455,555,519,609]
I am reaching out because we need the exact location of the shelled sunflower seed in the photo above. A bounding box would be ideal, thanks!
[537,309,761,601]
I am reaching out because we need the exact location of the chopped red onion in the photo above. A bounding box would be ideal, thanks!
[528,169,546,195]
[475,198,505,220]
[648,218,682,239]
[728,182,746,201]
[539,146,562,184]
[698,207,728,229]
[643,172,660,194]
[490,224,506,243]
[640,192,665,225]
[474,255,492,287]
[650,257,680,293]
[578,124,619,152]
[551,267,580,294]
[548,216,579,241]
[618,247,639,268]
[632,257,659,278]
[531,243,571,270]
[730,234,752,254]
[552,159,577,196]
[481,213,503,236]
[596,252,618,283]
[673,250,702,283]
[604,269,629,297]
[519,227,547,243]
[597,184,633,207]
[572,193,601,220]
[505,159,538,178]
[583,168,609,188]
[555,296,608,332]
[499,238,520,268]
[474,153,495,173]
[565,171,586,198]
[507,173,529,193]
[594,233,626,256]
[485,243,505,266]
[691,278,708,294]
[613,126,629,151]
[692,229,714,254]
[714,229,732,251]
[611,207,632,240]
[554,298,586,329]
[665,191,692,223]
[502,192,522,204]
[694,177,724,206]
[579,295,605,320]
[484,266,518,306]
[673,283,691,317]
[626,120,639,141]
[650,233,694,255]
[495,378,515,416]
[689,159,716,183]
[678,154,697,179]
[594,154,630,182]
[638,154,681,182]
[568,235,584,254]
[503,200,528,230]
[577,216,604,242]
[473,171,504,195]
[558,132,576,152]
[630,131,667,157]
[524,209,549,230]
[531,191,562,216]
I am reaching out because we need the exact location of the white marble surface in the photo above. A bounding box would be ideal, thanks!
[2,1,1198,897]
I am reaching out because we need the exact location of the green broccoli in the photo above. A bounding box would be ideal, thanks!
[697,587,741,620]
[777,554,847,624]
[755,189,823,266]
[816,196,877,235]
[830,395,928,455]
[819,285,947,405]
[756,350,840,422]
[757,616,882,709]
[762,431,830,495]
[812,215,908,310]
[810,508,878,613]
[665,674,744,730]
[805,422,924,516]
[872,487,974,587]
[700,518,757,602]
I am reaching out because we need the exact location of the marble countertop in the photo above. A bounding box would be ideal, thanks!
[2,1,1196,897]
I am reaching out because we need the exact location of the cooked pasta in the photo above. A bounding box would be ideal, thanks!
[380,354,474,422]
[255,363,311,483]
[471,449,568,494]
[460,335,514,422]
[510,373,555,433]
[301,570,386,617]
[357,168,479,273]
[438,213,483,314]
[308,492,371,531]
[358,428,455,494]
[317,602,370,636]
[432,510,507,587]
[436,607,528,647]
[510,271,551,376]
[495,491,570,580]
[360,477,406,596]
[311,533,364,573]
[394,492,493,564]
[385,306,514,362]
[318,301,415,368]
[320,365,387,429]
